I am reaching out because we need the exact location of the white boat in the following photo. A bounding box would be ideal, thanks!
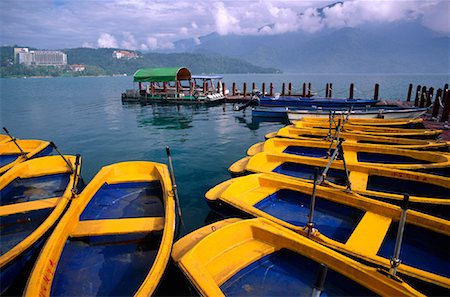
[287,107,428,122]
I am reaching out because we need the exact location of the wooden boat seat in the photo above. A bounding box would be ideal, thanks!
[345,212,392,255]
[0,198,59,216]
[71,217,165,237]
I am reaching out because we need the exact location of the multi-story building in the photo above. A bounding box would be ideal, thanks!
[112,50,139,59]
[14,47,67,66]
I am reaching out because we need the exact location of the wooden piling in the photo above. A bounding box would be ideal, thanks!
[222,82,226,95]
[325,83,329,98]
[349,83,354,99]
[203,81,207,93]
[431,89,442,119]
[373,83,379,100]
[262,82,266,95]
[252,82,256,92]
[282,83,286,96]
[419,86,427,108]
[243,82,247,98]
[308,83,311,97]
[163,82,167,92]
[232,82,236,96]
[414,85,421,106]
[302,83,306,97]
[441,90,450,122]
[269,83,273,96]
[329,83,333,98]
[288,82,292,96]
[427,87,434,107]
[406,84,413,102]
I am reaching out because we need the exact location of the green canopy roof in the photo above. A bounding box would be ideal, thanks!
[133,67,191,82]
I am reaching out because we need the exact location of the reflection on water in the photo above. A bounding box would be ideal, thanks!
[234,114,289,130]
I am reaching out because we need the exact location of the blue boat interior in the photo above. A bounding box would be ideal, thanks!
[367,175,450,198]
[413,167,450,178]
[80,181,164,220]
[0,154,20,168]
[0,173,71,206]
[0,208,53,256]
[357,152,431,164]
[273,162,348,186]
[377,222,450,278]
[283,146,334,159]
[220,248,375,296]
[254,189,364,243]
[33,145,54,158]
[51,232,161,297]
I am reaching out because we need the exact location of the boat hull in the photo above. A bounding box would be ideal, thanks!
[204,174,450,294]
[0,155,80,294]
[24,161,175,297]
[172,218,423,296]
[288,107,428,121]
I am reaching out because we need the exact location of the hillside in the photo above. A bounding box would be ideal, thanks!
[0,46,279,77]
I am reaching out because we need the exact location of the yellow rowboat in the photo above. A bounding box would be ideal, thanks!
[205,174,450,295]
[0,139,52,175]
[266,126,450,151]
[0,135,10,144]
[298,117,425,128]
[228,152,450,218]
[0,155,81,294]
[172,218,424,296]
[293,123,442,139]
[24,161,176,297]
[246,138,450,176]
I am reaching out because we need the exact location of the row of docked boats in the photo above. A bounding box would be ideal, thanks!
[172,116,449,296]
[3,114,449,296]
[1,133,177,296]
[244,93,429,120]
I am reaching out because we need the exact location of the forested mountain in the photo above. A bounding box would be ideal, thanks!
[0,46,278,77]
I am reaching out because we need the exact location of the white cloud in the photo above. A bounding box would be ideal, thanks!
[97,33,118,48]
[214,2,240,35]
[121,32,138,49]
[145,36,174,50]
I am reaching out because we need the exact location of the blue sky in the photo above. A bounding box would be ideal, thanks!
[0,0,448,50]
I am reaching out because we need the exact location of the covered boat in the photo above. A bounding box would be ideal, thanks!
[228,152,450,218]
[0,139,52,175]
[122,67,225,104]
[0,155,81,294]
[172,218,423,296]
[287,106,428,121]
[24,161,176,297]
[205,174,450,295]
[246,138,450,176]
[268,126,450,151]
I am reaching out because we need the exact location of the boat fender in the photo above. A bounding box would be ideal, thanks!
[193,91,199,100]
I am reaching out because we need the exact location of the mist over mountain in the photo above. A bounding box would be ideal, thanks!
[171,3,449,74]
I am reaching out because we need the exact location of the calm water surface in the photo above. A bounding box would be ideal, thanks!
[1,73,448,235]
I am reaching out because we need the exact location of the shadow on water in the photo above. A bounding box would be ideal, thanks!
[234,114,289,130]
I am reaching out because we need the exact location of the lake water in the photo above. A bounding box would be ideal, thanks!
[1,73,448,236]
[1,73,448,295]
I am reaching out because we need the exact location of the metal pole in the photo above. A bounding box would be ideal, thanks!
[390,194,409,276]
[307,168,319,237]
[71,154,81,197]
[166,146,184,227]
[50,142,74,173]
[312,264,328,297]
[2,127,26,156]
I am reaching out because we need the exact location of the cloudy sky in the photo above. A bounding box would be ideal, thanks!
[0,0,448,50]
